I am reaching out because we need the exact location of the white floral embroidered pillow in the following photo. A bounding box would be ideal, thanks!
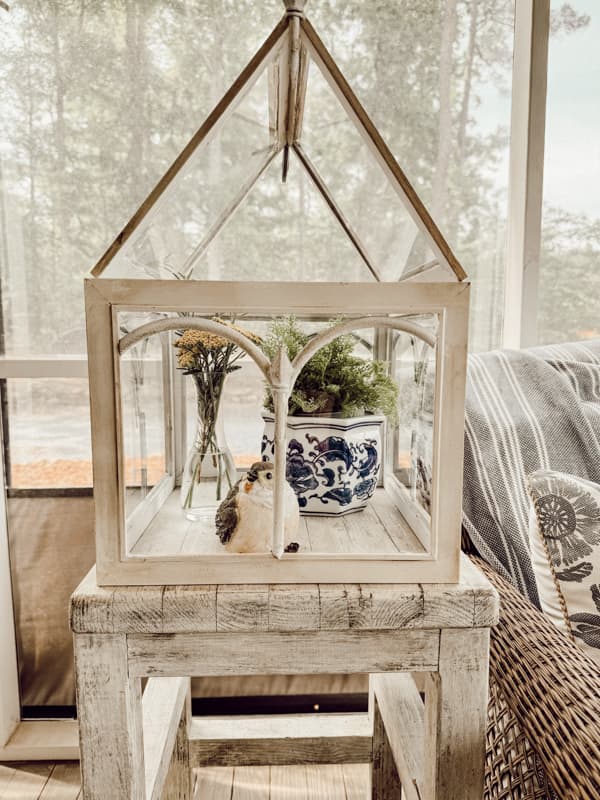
[528,469,600,663]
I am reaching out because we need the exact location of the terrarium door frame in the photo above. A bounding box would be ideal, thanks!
[85,280,469,586]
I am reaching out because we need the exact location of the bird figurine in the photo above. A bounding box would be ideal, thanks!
[215,460,300,554]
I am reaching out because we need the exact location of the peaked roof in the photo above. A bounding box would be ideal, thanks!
[91,2,466,283]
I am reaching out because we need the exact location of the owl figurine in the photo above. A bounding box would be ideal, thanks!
[215,461,300,554]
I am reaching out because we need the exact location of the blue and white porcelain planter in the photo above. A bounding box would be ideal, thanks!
[261,412,385,516]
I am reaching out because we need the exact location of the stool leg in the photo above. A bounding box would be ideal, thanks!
[165,683,192,799]
[371,695,402,800]
[74,633,145,800]
[423,628,489,800]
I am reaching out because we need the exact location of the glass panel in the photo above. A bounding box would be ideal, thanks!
[8,493,95,709]
[126,311,432,557]
[538,2,599,344]
[391,317,438,524]
[301,62,437,281]
[0,2,281,354]
[208,356,265,470]
[6,379,92,489]
[106,67,276,279]
[308,2,515,350]
[119,331,169,522]
[0,2,513,353]
[194,154,373,281]
[4,379,94,710]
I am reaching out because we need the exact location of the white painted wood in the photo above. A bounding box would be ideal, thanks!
[172,359,187,486]
[0,356,88,379]
[129,487,424,558]
[270,765,310,800]
[371,695,402,800]
[0,408,20,752]
[91,550,453,586]
[370,486,426,553]
[70,568,494,798]
[268,583,320,631]
[371,674,423,800]
[291,316,435,377]
[161,336,175,499]
[119,317,270,379]
[84,282,122,582]
[126,473,175,553]
[74,633,145,799]
[423,628,490,800]
[384,474,431,551]
[269,19,291,150]
[88,277,468,311]
[286,14,301,145]
[126,629,440,677]
[270,347,294,558]
[142,677,190,800]
[70,554,498,634]
[189,713,372,766]
[71,554,498,634]
[163,695,192,800]
[504,0,550,348]
[87,278,468,586]
[216,584,270,632]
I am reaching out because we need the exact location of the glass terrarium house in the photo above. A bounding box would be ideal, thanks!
[85,1,470,586]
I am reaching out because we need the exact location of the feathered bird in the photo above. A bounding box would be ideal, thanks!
[215,461,300,553]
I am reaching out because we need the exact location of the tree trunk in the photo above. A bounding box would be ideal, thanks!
[447,0,479,242]
[431,0,458,226]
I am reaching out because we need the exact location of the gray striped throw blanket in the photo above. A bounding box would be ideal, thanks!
[462,339,600,606]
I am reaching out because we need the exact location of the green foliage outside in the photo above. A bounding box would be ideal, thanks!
[262,317,399,418]
[0,0,514,355]
[0,1,594,355]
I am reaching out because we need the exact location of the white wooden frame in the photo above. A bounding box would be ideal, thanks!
[504,0,550,348]
[0,398,79,760]
[85,279,469,586]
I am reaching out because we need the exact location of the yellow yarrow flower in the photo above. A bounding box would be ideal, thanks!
[174,318,262,371]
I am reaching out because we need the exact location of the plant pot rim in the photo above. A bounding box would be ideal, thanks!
[261,410,386,425]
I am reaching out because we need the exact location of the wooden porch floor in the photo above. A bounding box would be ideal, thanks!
[0,762,370,799]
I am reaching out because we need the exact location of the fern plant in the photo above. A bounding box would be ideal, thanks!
[262,316,399,418]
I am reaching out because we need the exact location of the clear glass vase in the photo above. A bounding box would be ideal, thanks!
[180,371,237,521]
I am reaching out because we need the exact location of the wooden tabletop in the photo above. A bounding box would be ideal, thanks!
[71,553,498,635]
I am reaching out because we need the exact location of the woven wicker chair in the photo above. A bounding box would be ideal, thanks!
[470,554,600,799]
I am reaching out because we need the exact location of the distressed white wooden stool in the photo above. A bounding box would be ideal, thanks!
[70,553,498,800]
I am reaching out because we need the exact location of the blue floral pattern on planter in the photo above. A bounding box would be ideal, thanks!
[261,414,384,516]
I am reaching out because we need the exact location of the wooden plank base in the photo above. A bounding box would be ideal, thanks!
[190,713,373,767]
[131,488,424,557]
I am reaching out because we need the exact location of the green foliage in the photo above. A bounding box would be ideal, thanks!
[537,207,600,344]
[262,317,399,419]
[0,1,593,358]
